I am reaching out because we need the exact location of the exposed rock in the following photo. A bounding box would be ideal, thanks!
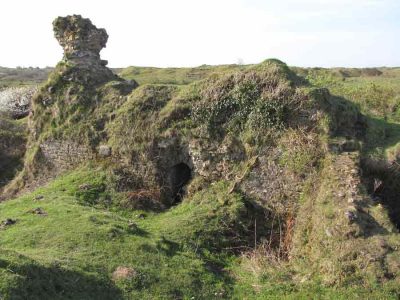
[345,210,357,222]
[136,213,146,219]
[53,15,108,64]
[79,183,93,191]
[98,145,111,157]
[30,207,48,216]
[0,218,17,229]
[188,135,246,179]
[325,228,333,237]
[40,139,94,173]
[52,15,121,85]
[0,86,37,119]
[128,220,138,231]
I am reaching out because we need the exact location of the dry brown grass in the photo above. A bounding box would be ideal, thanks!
[123,188,164,211]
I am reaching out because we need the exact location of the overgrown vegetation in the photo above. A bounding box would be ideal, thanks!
[0,114,27,188]
[118,64,246,85]
[0,66,52,88]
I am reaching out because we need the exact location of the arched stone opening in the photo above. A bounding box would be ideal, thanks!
[169,162,192,204]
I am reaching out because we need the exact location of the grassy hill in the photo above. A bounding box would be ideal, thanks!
[1,61,400,299]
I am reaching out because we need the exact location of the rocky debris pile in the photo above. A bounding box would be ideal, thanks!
[98,145,111,157]
[34,195,44,201]
[0,86,37,118]
[52,15,119,85]
[29,207,48,216]
[0,218,16,229]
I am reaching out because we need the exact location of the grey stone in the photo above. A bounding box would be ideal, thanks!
[0,86,37,119]
[98,145,111,157]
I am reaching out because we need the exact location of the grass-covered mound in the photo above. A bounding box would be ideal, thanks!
[2,57,400,299]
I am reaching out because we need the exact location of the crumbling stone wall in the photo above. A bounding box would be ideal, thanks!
[52,15,117,85]
[40,140,94,171]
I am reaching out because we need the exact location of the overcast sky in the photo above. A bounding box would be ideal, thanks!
[1,0,399,68]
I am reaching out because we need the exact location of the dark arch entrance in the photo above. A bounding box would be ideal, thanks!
[169,162,192,204]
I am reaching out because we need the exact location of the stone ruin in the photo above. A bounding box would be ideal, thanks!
[53,15,108,66]
[52,15,120,85]
[29,16,139,183]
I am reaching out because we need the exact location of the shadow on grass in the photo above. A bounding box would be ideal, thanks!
[0,153,24,189]
[156,236,180,257]
[354,197,390,237]
[0,256,123,300]
[363,116,400,154]
[318,90,400,233]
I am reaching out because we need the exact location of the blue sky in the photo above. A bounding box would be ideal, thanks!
[0,0,399,68]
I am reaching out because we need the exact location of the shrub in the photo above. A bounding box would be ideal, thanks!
[75,182,108,206]
[122,189,164,211]
[192,66,295,137]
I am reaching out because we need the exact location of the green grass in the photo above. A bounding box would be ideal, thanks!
[301,67,400,160]
[118,65,246,85]
[0,66,52,88]
[2,166,400,299]
[0,166,253,299]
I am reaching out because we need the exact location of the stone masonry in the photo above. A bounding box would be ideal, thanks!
[40,140,94,171]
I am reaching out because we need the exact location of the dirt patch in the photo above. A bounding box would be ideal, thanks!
[112,266,137,281]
